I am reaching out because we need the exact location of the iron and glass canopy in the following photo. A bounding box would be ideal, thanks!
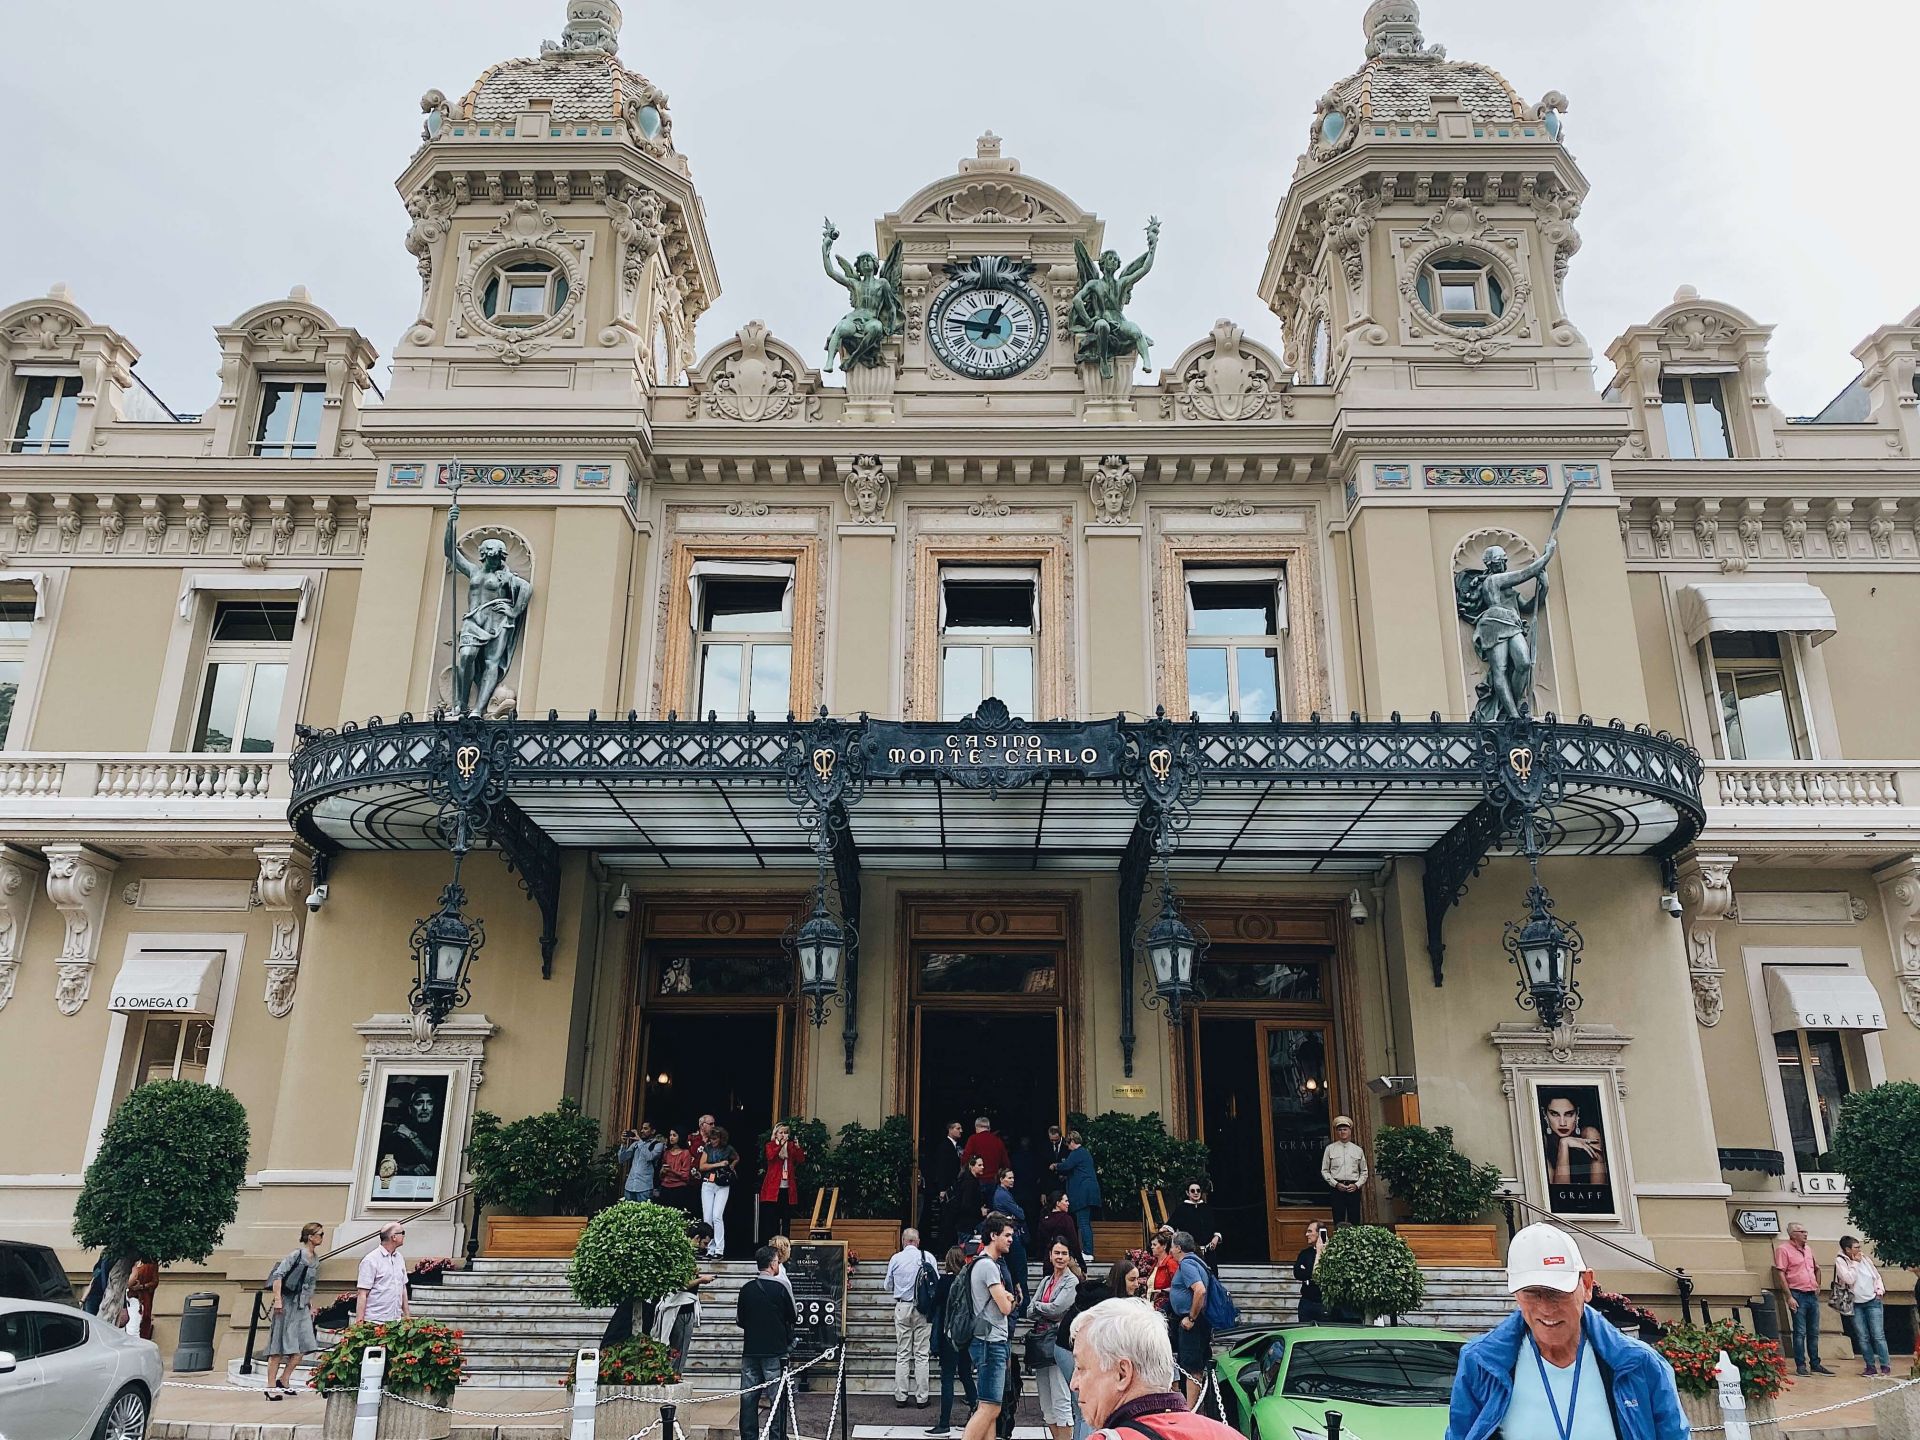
[289,701,1703,1071]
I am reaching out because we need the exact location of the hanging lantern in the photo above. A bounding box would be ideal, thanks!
[409,879,483,1029]
[1503,881,1583,1031]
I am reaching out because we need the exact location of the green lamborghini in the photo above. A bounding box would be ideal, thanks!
[1213,1325,1466,1440]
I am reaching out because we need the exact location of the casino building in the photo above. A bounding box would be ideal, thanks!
[2,0,1918,1360]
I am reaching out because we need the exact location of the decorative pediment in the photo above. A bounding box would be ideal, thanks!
[225,295,347,361]
[687,321,821,423]
[1650,293,1764,367]
[0,293,91,361]
[882,135,1096,248]
[1162,320,1292,423]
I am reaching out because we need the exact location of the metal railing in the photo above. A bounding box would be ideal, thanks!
[239,1186,475,1376]
[1502,1194,1707,1326]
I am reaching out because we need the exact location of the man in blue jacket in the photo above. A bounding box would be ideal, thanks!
[1056,1130,1102,1267]
[1448,1222,1689,1440]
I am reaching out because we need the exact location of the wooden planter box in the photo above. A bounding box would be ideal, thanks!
[1679,1389,1778,1436]
[824,1218,904,1258]
[1391,1223,1501,1266]
[485,1214,590,1258]
[323,1388,453,1439]
[1090,1219,1149,1261]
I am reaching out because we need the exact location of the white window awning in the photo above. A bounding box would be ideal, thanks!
[0,571,50,620]
[1677,582,1836,649]
[110,950,225,1016]
[179,571,312,622]
[1765,966,1887,1033]
[686,559,795,627]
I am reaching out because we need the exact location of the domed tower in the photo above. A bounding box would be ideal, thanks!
[1258,0,1587,398]
[373,0,718,435]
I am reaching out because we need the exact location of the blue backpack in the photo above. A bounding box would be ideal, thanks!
[1203,1269,1240,1330]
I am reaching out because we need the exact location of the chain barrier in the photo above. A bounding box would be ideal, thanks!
[1688,1372,1919,1434]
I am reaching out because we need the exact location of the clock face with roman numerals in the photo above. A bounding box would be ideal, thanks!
[928,276,1050,379]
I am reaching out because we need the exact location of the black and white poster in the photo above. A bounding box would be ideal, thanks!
[371,1072,450,1203]
[1532,1081,1616,1218]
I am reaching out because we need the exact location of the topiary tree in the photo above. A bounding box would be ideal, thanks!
[569,1201,697,1312]
[73,1080,250,1324]
[1373,1124,1505,1225]
[1829,1081,1920,1271]
[468,1096,617,1216]
[1313,1224,1426,1323]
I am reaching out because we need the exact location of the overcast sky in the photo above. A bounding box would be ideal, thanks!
[6,1,1915,417]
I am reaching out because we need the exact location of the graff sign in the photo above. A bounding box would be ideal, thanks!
[863,718,1123,785]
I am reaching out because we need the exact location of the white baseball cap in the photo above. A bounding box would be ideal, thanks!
[1506,1222,1588,1293]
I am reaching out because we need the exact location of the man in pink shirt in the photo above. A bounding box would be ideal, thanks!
[1772,1223,1832,1375]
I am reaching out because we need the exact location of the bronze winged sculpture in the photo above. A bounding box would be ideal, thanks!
[821,220,905,372]
[1070,217,1160,379]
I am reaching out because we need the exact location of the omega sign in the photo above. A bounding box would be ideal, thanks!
[114,994,196,1011]
[864,716,1123,786]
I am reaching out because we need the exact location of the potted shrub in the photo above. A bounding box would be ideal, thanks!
[1655,1320,1788,1434]
[564,1336,685,1437]
[1066,1110,1210,1257]
[819,1116,913,1256]
[1313,1224,1426,1323]
[312,1317,466,1440]
[1830,1082,1920,1437]
[568,1202,697,1430]
[469,1097,620,1257]
[1590,1288,1661,1343]
[408,1258,454,1289]
[1373,1124,1504,1265]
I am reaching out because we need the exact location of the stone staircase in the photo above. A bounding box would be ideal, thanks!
[415,1259,1514,1390]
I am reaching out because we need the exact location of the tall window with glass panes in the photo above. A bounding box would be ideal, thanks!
[938,569,1036,721]
[693,570,792,721]
[1184,569,1286,721]
[190,601,295,753]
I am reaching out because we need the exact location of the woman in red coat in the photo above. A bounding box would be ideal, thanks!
[758,1122,808,1242]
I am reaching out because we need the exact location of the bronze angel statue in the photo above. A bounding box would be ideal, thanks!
[821,220,904,372]
[1070,218,1160,379]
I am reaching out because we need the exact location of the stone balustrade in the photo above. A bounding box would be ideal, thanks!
[1706,763,1916,808]
[0,754,287,801]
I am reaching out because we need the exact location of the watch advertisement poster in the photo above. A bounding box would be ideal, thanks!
[1533,1080,1616,1218]
[371,1072,450,1203]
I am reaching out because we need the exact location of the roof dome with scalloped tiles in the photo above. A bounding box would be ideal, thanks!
[456,1,676,154]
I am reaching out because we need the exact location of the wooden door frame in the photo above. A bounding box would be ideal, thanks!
[1252,1016,1339,1261]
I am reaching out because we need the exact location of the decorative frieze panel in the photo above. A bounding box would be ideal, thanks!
[0,492,368,562]
[1619,494,1920,569]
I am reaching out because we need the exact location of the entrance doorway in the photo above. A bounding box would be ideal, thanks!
[917,1011,1060,1161]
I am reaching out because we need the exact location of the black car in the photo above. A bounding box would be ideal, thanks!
[0,1242,78,1306]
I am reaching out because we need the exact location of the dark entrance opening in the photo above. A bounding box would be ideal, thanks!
[916,1011,1059,1242]
[1196,1017,1271,1261]
[640,1011,778,1259]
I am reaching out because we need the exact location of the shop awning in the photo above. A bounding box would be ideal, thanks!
[1676,582,1836,648]
[1765,966,1888,1033]
[109,950,224,1015]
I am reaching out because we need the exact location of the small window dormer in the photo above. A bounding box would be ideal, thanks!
[9,374,81,454]
[1605,287,1779,461]
[252,378,326,457]
[211,289,377,459]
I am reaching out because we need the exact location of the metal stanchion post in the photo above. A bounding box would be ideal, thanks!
[661,1400,678,1440]
[838,1352,851,1440]
[353,1345,387,1440]
[240,1290,262,1376]
[571,1347,600,1440]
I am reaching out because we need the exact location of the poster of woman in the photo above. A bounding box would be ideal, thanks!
[371,1072,450,1203]
[1533,1082,1615,1217]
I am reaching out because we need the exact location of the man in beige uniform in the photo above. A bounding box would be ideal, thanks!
[1320,1116,1368,1228]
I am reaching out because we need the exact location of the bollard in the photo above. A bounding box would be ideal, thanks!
[660,1400,679,1440]
[571,1347,599,1440]
[353,1345,387,1440]
[1715,1349,1751,1440]
[1325,1409,1344,1440]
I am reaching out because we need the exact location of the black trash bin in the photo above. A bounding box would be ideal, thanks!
[172,1291,219,1372]
[1748,1293,1781,1344]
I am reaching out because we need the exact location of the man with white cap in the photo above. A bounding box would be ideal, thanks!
[1319,1115,1368,1227]
[1447,1222,1688,1440]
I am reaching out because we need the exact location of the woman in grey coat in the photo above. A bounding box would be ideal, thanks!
[1029,1238,1082,1440]
[263,1222,324,1400]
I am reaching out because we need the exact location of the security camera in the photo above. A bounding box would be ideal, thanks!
[1660,891,1683,918]
[1348,889,1368,926]
[611,882,632,920]
[305,882,328,913]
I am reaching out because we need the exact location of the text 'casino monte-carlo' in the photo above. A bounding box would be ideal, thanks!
[1,0,1918,1371]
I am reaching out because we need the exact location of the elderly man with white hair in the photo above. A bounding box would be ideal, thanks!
[1447,1222,1688,1440]
[354,1223,409,1324]
[1069,1297,1240,1440]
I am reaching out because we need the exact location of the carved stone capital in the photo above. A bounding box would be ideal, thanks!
[43,844,118,1016]
[254,844,312,1018]
[1873,854,1920,1028]
[1675,852,1738,1027]
[0,845,45,1011]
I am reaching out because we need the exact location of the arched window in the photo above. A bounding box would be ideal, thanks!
[481,261,569,324]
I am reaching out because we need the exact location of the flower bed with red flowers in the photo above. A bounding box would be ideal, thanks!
[1655,1320,1790,1402]
[309,1317,467,1395]
[561,1335,681,1389]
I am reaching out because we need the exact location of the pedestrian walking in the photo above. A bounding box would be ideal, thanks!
[1447,1222,1689,1440]
[1068,1298,1243,1440]
[1773,1222,1833,1375]
[1167,1232,1212,1409]
[927,1246,978,1437]
[617,1122,665,1203]
[263,1222,323,1400]
[657,1128,698,1214]
[948,1153,989,1248]
[1319,1116,1368,1227]
[759,1123,808,1242]
[1030,1240,1082,1440]
[888,1227,935,1407]
[962,1116,1011,1180]
[737,1246,797,1440]
[992,1167,1030,1301]
[1292,1222,1328,1324]
[354,1223,409,1323]
[1834,1235,1891,1376]
[698,1124,740,1259]
[1057,1131,1102,1266]
[961,1215,1018,1440]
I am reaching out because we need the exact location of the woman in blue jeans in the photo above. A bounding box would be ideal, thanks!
[927,1247,977,1435]
[1835,1236,1893,1376]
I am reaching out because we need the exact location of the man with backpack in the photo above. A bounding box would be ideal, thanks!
[1167,1232,1213,1408]
[958,1215,1018,1440]
[887,1226,937,1408]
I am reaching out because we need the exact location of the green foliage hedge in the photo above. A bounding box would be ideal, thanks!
[1065,1110,1210,1220]
[73,1080,250,1266]
[1313,1224,1425,1322]
[1373,1124,1504,1225]
[469,1096,619,1216]
[1830,1080,1920,1269]
[568,1201,697,1309]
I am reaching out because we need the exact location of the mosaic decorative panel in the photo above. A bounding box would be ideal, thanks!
[389,464,426,489]
[1344,477,1359,510]
[436,463,561,489]
[577,464,613,489]
[1563,463,1601,489]
[1373,463,1412,490]
[1423,463,1551,489]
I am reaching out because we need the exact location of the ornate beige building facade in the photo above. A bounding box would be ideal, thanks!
[2,0,1916,1360]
